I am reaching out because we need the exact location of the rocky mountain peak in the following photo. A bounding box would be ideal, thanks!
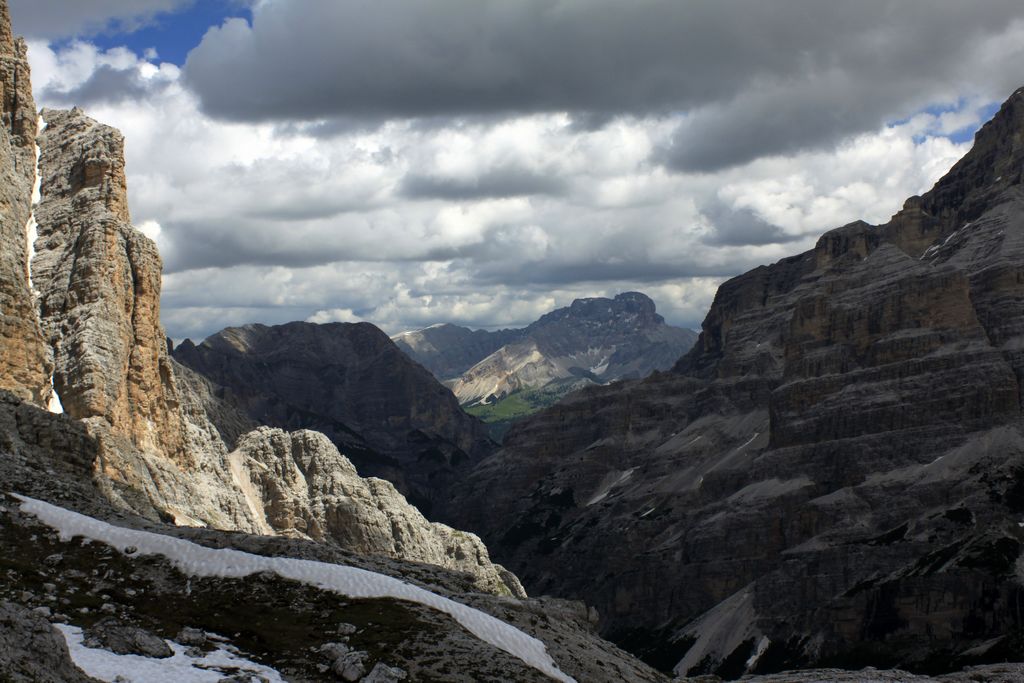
[173,319,496,511]
[538,291,663,330]
[882,85,1024,258]
[0,6,35,162]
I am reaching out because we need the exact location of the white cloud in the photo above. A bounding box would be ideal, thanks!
[25,38,1001,341]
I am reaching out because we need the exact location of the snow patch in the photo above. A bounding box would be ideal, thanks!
[921,222,971,260]
[586,468,635,506]
[745,635,771,670]
[26,115,62,415]
[25,115,44,294]
[47,375,64,414]
[14,495,575,683]
[734,432,759,453]
[56,624,284,683]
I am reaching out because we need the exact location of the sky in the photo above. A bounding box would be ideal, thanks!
[11,0,1024,341]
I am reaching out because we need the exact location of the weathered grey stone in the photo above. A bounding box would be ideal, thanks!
[0,0,51,406]
[0,602,96,682]
[82,618,173,658]
[32,107,186,460]
[233,426,525,597]
[363,662,408,682]
[332,649,367,680]
[173,321,495,512]
[446,293,699,406]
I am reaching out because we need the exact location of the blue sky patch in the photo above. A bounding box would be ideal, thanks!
[88,0,250,65]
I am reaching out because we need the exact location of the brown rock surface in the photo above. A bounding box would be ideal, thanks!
[0,1,51,405]
[32,107,186,460]
[445,88,1024,677]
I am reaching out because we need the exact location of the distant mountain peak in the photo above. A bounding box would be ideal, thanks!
[396,293,698,432]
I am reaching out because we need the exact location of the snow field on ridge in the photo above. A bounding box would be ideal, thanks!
[12,494,575,683]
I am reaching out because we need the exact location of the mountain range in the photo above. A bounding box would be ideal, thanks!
[443,85,1024,677]
[394,293,698,436]
[2,0,1024,679]
[0,6,648,679]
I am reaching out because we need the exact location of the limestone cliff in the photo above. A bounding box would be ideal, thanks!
[397,293,699,410]
[0,1,50,405]
[14,103,522,600]
[32,108,186,460]
[446,88,1024,676]
[0,392,666,683]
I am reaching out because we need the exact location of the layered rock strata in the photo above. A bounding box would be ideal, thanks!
[396,292,699,407]
[446,88,1024,677]
[0,11,519,599]
[0,392,665,682]
[32,107,187,461]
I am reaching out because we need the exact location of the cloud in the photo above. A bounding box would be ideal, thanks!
[40,63,171,106]
[182,0,1024,168]
[401,165,567,200]
[9,0,197,39]
[698,203,797,248]
[26,34,987,341]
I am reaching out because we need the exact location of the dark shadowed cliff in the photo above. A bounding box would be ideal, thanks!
[446,87,1024,677]
[174,321,496,512]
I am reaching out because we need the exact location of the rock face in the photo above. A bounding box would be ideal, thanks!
[398,293,698,408]
[0,2,51,406]
[25,107,264,532]
[446,88,1024,677]
[173,321,495,511]
[32,107,187,461]
[231,426,524,597]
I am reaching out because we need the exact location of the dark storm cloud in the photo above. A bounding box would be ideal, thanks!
[700,203,801,247]
[9,0,194,39]
[401,166,568,200]
[41,65,167,106]
[182,0,1024,168]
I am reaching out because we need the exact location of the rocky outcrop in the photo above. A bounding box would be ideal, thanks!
[231,426,524,597]
[446,88,1024,677]
[22,107,268,533]
[32,107,187,461]
[0,5,526,608]
[0,602,96,683]
[0,2,51,406]
[449,292,697,407]
[173,321,495,512]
